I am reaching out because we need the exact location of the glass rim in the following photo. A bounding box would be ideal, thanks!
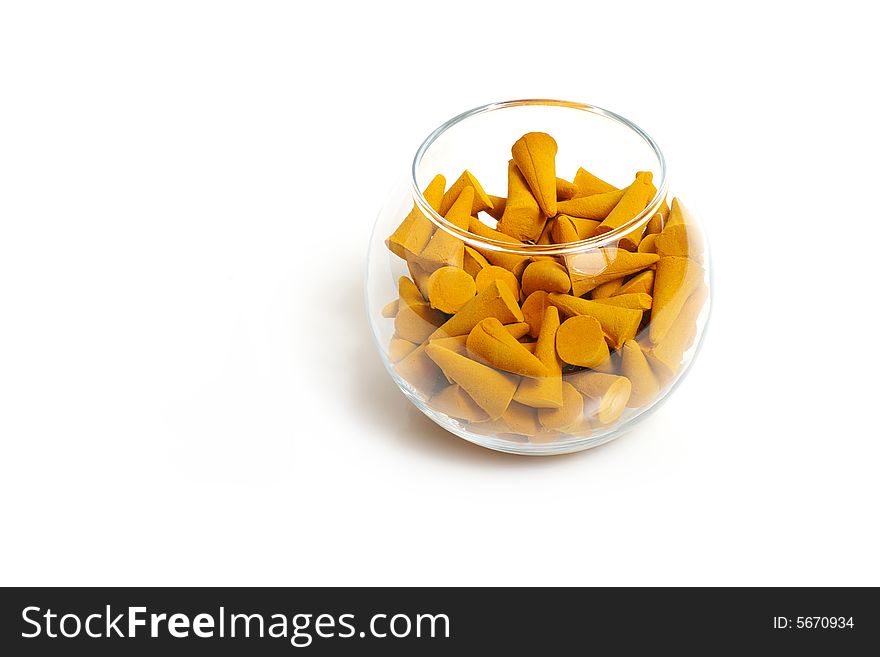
[410,99,668,256]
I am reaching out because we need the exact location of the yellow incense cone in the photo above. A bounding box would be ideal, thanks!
[538,381,583,431]
[466,317,549,377]
[394,301,445,343]
[555,188,626,219]
[466,217,531,277]
[655,200,704,262]
[404,257,431,298]
[427,335,468,354]
[385,174,445,259]
[418,187,474,271]
[424,343,517,419]
[550,215,600,243]
[593,293,653,311]
[595,171,654,250]
[395,344,443,396]
[548,293,643,350]
[426,266,476,314]
[439,170,494,216]
[485,195,506,221]
[463,246,491,278]
[620,340,660,407]
[514,306,564,409]
[388,336,418,363]
[647,283,708,385]
[536,219,554,245]
[555,315,610,368]
[511,132,558,217]
[381,298,399,318]
[430,322,530,354]
[504,322,531,339]
[521,290,552,338]
[556,177,578,201]
[430,279,524,339]
[617,270,654,296]
[646,199,669,235]
[521,260,571,296]
[591,278,624,299]
[501,402,543,436]
[430,384,490,422]
[497,160,545,242]
[666,197,694,228]
[394,276,445,342]
[573,167,618,197]
[566,371,632,425]
[637,233,658,254]
[649,256,704,344]
[475,265,520,300]
[566,247,659,296]
[521,341,537,353]
[398,275,426,304]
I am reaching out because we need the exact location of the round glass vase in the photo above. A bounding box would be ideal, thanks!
[366,100,711,455]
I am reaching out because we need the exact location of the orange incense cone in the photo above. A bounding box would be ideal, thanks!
[548,292,643,350]
[538,381,583,431]
[593,293,653,311]
[555,188,626,219]
[430,322,530,354]
[430,384,490,422]
[521,260,571,296]
[497,160,545,242]
[620,340,660,407]
[418,187,474,271]
[424,343,517,419]
[439,170,494,216]
[566,247,659,296]
[466,217,531,277]
[595,171,654,250]
[573,167,618,197]
[566,371,632,425]
[430,279,524,339]
[385,174,445,258]
[514,306,564,409]
[475,265,520,299]
[649,256,704,344]
[511,132,558,217]
[426,266,476,314]
[617,270,654,296]
[466,317,549,377]
[555,315,610,369]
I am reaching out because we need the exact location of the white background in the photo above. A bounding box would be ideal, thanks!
[1,1,878,586]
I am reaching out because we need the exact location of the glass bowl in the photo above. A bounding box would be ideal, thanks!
[366,99,711,455]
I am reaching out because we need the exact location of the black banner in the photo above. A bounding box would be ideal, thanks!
[1,587,875,654]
